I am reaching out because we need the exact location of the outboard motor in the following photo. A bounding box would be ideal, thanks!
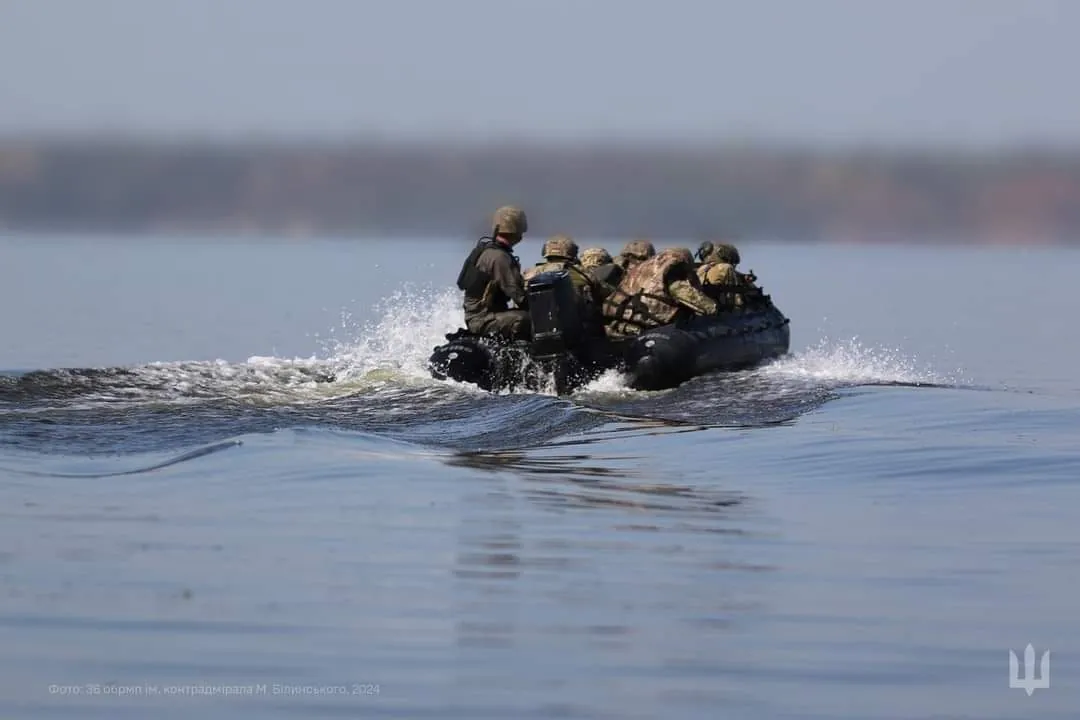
[524,270,586,393]
[526,270,582,358]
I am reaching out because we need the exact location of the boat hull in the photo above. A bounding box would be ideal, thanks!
[429,302,790,394]
[623,302,790,390]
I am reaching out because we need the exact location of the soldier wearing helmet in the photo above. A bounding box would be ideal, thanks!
[603,247,718,340]
[696,241,758,309]
[522,234,580,282]
[614,239,656,273]
[456,206,532,340]
[697,242,741,286]
[522,234,604,339]
[576,246,621,302]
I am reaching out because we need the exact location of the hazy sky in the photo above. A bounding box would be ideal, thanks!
[1,0,1077,146]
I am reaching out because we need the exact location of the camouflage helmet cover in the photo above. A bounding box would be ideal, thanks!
[542,233,578,259]
[620,239,656,260]
[663,247,695,265]
[580,247,613,269]
[492,205,528,235]
[709,242,741,265]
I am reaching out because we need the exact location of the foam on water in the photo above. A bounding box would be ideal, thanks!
[760,337,966,388]
[320,283,464,382]
[0,285,469,411]
[575,337,959,409]
[578,368,633,396]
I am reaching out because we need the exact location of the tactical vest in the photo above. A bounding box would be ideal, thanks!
[602,252,686,335]
[456,239,518,308]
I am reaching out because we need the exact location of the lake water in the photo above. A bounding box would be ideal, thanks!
[0,234,1077,719]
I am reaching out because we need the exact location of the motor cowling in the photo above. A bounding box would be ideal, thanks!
[526,270,582,358]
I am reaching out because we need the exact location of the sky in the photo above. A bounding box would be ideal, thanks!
[1,0,1077,147]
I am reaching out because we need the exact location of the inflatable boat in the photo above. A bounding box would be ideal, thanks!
[428,270,790,394]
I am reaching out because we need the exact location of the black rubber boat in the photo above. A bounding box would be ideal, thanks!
[428,270,790,394]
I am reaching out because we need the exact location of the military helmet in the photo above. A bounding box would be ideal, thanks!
[580,247,613,269]
[541,234,578,260]
[492,205,528,235]
[664,247,695,265]
[711,242,741,265]
[620,239,656,260]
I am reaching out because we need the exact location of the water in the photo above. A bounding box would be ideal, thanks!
[1,235,1078,719]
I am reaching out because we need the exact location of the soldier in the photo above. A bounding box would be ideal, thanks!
[456,206,531,341]
[603,240,655,305]
[522,234,603,338]
[523,234,582,282]
[579,246,622,301]
[614,239,655,273]
[696,242,742,287]
[696,242,759,309]
[603,247,718,340]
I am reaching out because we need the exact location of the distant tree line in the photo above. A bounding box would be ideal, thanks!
[1,139,1079,242]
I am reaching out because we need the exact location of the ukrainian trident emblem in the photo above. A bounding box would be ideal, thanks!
[1008,644,1050,695]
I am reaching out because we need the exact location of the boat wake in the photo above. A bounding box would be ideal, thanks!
[760,336,965,389]
[0,286,968,457]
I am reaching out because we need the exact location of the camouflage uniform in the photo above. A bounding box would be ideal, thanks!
[603,240,655,306]
[696,243,741,286]
[603,247,718,339]
[457,206,531,340]
[696,243,755,309]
